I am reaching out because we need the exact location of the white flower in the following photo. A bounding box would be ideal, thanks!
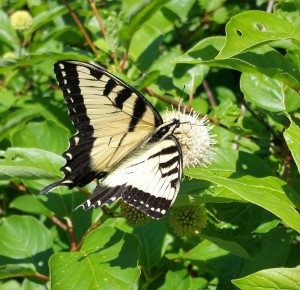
[163,107,216,168]
[10,10,33,31]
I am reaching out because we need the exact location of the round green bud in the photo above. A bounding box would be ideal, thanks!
[169,205,207,237]
[121,202,150,226]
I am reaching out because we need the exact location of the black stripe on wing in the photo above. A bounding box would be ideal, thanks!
[56,60,163,131]
[54,62,94,135]
[79,183,172,219]
[123,186,173,219]
[42,62,100,194]
[42,60,163,196]
[79,136,183,219]
[41,132,107,194]
[123,137,182,219]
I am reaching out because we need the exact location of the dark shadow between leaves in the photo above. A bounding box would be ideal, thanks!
[281,184,300,210]
[238,49,299,81]
[138,35,164,71]
[187,45,220,62]
[173,63,193,78]
[232,151,273,178]
[157,75,174,91]
[188,254,242,289]
[0,247,53,277]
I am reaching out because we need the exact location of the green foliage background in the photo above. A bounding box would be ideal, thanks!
[1,0,300,289]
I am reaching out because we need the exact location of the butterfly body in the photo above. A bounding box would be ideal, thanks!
[42,60,182,219]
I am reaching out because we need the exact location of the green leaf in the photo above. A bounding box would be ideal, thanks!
[24,4,79,38]
[119,0,169,46]
[174,37,300,89]
[198,0,223,13]
[178,149,275,205]
[241,72,300,112]
[217,11,300,59]
[232,268,300,290]
[164,0,196,21]
[286,49,300,72]
[11,121,69,155]
[133,70,160,90]
[0,265,36,280]
[0,215,53,278]
[0,148,63,180]
[131,23,163,69]
[10,195,53,217]
[0,89,17,113]
[133,220,167,268]
[202,226,257,260]
[239,228,291,276]
[0,108,41,141]
[185,163,300,233]
[183,239,229,261]
[182,239,241,283]
[275,1,300,25]
[174,36,224,64]
[49,227,140,290]
[283,120,300,173]
[173,64,208,94]
[166,240,242,284]
[0,10,19,50]
[32,183,75,219]
[0,53,91,74]
[159,268,207,290]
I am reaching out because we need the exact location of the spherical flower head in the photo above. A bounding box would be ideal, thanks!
[163,107,216,168]
[169,205,207,237]
[10,10,33,31]
[121,202,150,226]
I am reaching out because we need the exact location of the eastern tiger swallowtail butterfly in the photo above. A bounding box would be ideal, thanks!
[41,60,183,219]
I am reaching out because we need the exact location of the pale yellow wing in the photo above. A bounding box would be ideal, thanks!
[79,136,183,219]
[41,60,162,194]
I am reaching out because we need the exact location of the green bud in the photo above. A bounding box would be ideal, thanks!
[121,202,150,226]
[169,205,207,237]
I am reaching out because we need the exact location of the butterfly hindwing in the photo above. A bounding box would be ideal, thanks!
[41,60,163,194]
[80,136,182,219]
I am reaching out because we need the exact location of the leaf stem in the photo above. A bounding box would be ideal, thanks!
[78,186,92,197]
[51,216,67,231]
[75,215,108,251]
[66,217,77,251]
[144,87,220,127]
[89,0,107,38]
[32,273,50,282]
[120,44,130,72]
[61,0,99,56]
[202,80,216,107]
[144,87,184,110]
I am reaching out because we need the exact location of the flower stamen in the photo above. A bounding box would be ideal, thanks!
[163,106,216,168]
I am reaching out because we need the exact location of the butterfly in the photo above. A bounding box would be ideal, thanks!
[41,60,183,219]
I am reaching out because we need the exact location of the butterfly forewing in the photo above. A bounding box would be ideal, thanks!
[41,60,184,219]
[80,136,182,219]
[41,60,162,194]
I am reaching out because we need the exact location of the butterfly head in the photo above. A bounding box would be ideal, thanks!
[149,118,180,143]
